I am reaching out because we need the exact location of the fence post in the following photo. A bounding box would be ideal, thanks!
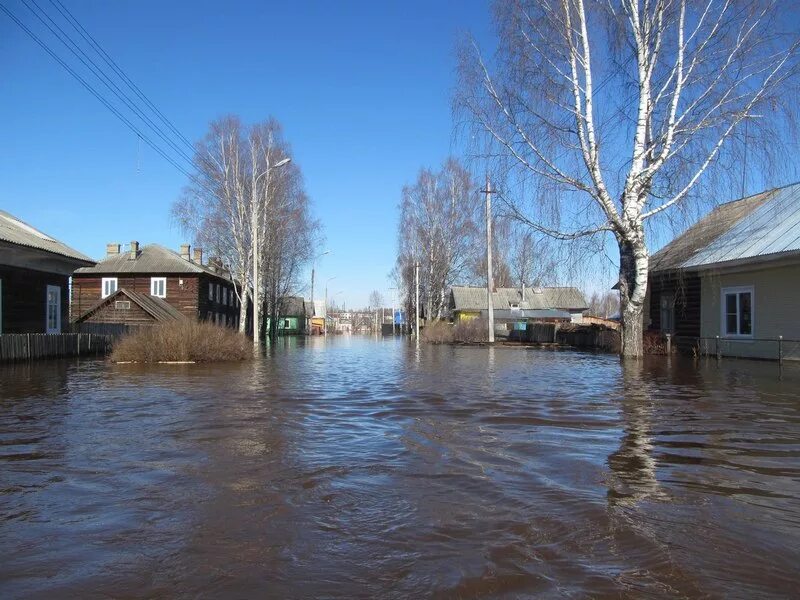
[778,335,783,365]
[666,333,672,355]
[715,335,721,360]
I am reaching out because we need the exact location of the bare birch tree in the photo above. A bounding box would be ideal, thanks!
[396,158,482,321]
[459,0,799,356]
[173,116,251,333]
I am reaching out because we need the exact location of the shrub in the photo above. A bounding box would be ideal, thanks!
[421,318,489,344]
[110,320,252,363]
[643,330,669,355]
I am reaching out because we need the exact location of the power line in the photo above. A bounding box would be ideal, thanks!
[47,0,195,151]
[20,0,196,166]
[0,1,197,181]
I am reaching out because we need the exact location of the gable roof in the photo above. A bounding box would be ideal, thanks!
[278,296,307,317]
[0,209,94,264]
[74,244,233,280]
[450,286,588,312]
[651,183,800,272]
[74,288,188,323]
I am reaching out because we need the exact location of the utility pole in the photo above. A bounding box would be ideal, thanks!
[414,261,420,340]
[483,174,495,343]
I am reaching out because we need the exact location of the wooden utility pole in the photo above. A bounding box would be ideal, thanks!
[483,174,495,343]
[414,261,420,339]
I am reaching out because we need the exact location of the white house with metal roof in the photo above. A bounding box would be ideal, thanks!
[648,183,800,360]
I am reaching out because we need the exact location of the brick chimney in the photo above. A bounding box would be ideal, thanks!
[180,243,191,260]
[129,241,139,260]
[106,243,121,257]
[192,247,203,264]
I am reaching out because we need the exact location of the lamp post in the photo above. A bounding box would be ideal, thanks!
[253,156,291,350]
[310,250,330,334]
[324,276,336,336]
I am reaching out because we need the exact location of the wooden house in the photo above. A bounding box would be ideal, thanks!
[647,183,800,359]
[73,288,188,327]
[72,242,242,329]
[0,209,94,334]
[267,296,308,335]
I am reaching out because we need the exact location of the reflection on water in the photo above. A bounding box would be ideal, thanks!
[2,338,800,598]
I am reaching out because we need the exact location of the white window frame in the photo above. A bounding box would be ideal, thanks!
[46,284,61,334]
[720,286,754,338]
[101,277,118,298]
[150,277,167,298]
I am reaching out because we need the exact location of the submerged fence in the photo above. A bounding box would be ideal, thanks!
[666,334,800,363]
[0,333,113,362]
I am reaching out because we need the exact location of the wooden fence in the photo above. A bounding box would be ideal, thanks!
[0,333,112,362]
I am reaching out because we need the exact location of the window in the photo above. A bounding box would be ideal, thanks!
[284,319,290,328]
[660,293,675,334]
[151,277,167,298]
[223,287,227,306]
[721,286,753,337]
[101,277,118,298]
[46,285,61,333]
[209,282,214,300]
[216,284,221,303]
[115,300,131,310]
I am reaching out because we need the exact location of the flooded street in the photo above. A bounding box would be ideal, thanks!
[2,337,800,598]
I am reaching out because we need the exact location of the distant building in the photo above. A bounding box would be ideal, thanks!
[648,183,800,359]
[267,296,308,335]
[0,210,94,334]
[448,286,588,324]
[72,243,241,329]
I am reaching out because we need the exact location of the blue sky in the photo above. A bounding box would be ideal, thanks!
[1,0,493,308]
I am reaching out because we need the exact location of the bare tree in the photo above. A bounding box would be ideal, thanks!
[396,158,482,321]
[173,116,317,338]
[459,0,799,356]
[173,116,251,333]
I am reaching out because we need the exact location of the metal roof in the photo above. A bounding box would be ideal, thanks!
[450,286,588,311]
[278,296,307,317]
[0,209,94,264]
[75,244,233,280]
[651,183,800,272]
[74,288,188,323]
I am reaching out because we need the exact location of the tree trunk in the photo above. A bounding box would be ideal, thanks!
[617,229,649,358]
[239,293,250,335]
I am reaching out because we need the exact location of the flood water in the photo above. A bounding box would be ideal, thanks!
[2,337,800,598]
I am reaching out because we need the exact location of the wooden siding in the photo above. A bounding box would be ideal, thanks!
[72,274,239,327]
[648,270,702,340]
[0,264,69,334]
[82,298,157,325]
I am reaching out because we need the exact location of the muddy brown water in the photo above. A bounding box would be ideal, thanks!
[2,336,800,599]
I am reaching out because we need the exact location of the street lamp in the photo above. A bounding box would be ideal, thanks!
[253,156,292,350]
[324,276,336,336]
[310,250,330,310]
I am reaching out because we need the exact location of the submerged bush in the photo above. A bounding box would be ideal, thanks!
[111,321,252,363]
[422,318,489,344]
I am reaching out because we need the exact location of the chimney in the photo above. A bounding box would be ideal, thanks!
[106,243,121,257]
[129,241,139,260]
[192,247,203,264]
[180,244,191,260]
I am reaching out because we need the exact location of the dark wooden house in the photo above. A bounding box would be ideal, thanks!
[0,209,95,334]
[72,242,243,329]
[73,288,188,327]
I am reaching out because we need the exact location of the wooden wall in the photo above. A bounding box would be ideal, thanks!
[648,270,702,339]
[71,273,240,327]
[0,264,69,334]
[82,298,156,325]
